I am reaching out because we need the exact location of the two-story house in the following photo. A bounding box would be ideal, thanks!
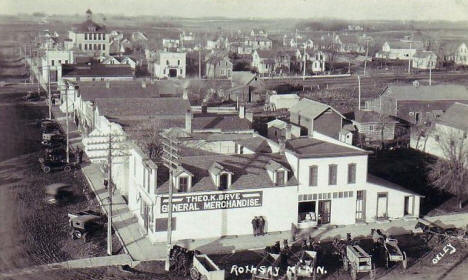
[150,51,186,79]
[412,50,437,70]
[375,40,424,60]
[205,52,233,79]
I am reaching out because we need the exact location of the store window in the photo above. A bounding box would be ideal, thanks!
[309,165,318,186]
[348,163,356,184]
[328,164,337,185]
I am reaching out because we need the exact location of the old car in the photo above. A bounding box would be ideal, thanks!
[45,183,73,205]
[41,134,65,148]
[68,210,106,241]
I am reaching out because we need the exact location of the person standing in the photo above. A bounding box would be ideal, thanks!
[252,216,258,236]
[258,216,265,235]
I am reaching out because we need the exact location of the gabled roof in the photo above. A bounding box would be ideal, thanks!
[208,162,233,176]
[74,19,106,33]
[265,159,289,172]
[437,102,468,130]
[231,71,256,87]
[383,84,468,101]
[346,111,398,124]
[255,50,276,59]
[286,137,368,158]
[192,114,251,131]
[367,174,423,196]
[289,98,345,120]
[95,98,190,117]
[267,119,288,129]
[234,137,272,153]
[386,40,424,50]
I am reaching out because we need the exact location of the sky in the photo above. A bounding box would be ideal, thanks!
[2,0,468,21]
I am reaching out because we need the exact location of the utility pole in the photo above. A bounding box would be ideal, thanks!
[161,133,180,272]
[302,44,306,81]
[358,75,361,111]
[198,50,201,79]
[65,84,70,163]
[363,39,369,76]
[429,61,432,86]
[48,66,52,119]
[107,123,113,256]
[408,42,412,74]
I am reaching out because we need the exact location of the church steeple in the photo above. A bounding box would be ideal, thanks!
[86,9,93,20]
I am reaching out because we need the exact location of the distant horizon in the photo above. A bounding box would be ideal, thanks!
[2,0,468,22]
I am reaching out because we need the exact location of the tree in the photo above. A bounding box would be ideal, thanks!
[428,131,468,209]
[132,122,164,162]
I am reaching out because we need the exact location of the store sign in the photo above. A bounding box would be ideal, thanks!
[161,191,263,213]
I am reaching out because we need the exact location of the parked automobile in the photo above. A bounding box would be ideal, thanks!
[45,183,73,205]
[68,210,106,241]
[41,134,65,148]
[23,91,40,101]
[39,157,75,173]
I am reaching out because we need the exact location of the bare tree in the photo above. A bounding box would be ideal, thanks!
[132,122,164,162]
[428,132,468,209]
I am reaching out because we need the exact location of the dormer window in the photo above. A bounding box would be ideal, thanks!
[179,177,188,192]
[209,162,233,190]
[174,166,193,193]
[265,159,289,186]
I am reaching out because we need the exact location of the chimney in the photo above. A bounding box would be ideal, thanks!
[182,87,188,100]
[185,109,192,134]
[105,81,110,88]
[279,138,286,154]
[285,124,292,140]
[141,80,146,88]
[239,105,245,119]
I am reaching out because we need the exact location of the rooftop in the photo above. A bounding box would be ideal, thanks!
[289,98,345,120]
[346,110,398,124]
[73,19,106,33]
[383,84,468,101]
[62,64,134,78]
[95,98,190,118]
[286,137,368,158]
[156,153,297,194]
[437,102,468,131]
[76,81,160,101]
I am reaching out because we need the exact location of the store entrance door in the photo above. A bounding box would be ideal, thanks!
[318,200,331,224]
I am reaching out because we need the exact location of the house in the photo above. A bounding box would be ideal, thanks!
[366,84,468,125]
[345,110,399,143]
[375,40,424,60]
[40,49,74,83]
[339,34,366,54]
[268,93,300,110]
[226,71,266,103]
[251,29,268,38]
[411,102,468,159]
[283,34,314,49]
[251,50,276,74]
[149,51,186,79]
[131,31,148,42]
[412,50,437,70]
[440,42,468,66]
[289,98,347,140]
[68,9,111,56]
[205,52,233,79]
[245,36,273,51]
[306,50,327,73]
[206,35,229,50]
[267,119,302,140]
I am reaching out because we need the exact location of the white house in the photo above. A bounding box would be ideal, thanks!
[411,102,468,159]
[151,51,186,79]
[40,49,74,83]
[412,50,437,70]
[376,40,423,60]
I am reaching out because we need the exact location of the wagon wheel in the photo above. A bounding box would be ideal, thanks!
[343,257,349,271]
[64,165,72,172]
[72,230,82,239]
[43,166,51,173]
[350,267,357,280]
[402,251,408,270]
[200,275,208,280]
[190,267,200,280]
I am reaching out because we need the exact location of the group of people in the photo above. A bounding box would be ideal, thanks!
[252,216,266,236]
